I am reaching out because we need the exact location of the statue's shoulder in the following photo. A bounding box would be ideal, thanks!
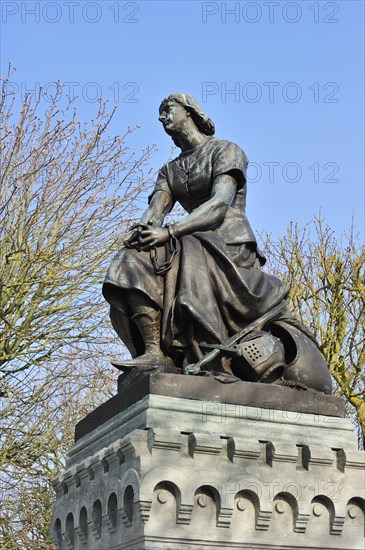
[163,153,181,170]
[211,138,248,162]
[204,137,235,149]
[159,156,179,175]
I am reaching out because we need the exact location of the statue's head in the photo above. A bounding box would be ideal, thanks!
[159,93,215,147]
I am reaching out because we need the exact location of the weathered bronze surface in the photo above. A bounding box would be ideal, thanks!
[103,94,332,394]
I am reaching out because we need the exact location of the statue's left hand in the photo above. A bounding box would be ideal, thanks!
[137,223,170,251]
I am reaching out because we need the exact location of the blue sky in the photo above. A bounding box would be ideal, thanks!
[1,0,364,239]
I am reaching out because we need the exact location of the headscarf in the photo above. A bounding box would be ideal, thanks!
[159,93,215,136]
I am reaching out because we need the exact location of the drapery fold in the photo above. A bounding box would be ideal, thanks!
[103,231,288,363]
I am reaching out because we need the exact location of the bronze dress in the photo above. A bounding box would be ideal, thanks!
[103,137,289,364]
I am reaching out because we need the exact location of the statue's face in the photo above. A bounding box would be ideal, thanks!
[158,101,190,135]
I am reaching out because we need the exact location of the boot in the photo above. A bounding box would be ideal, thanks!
[111,310,174,370]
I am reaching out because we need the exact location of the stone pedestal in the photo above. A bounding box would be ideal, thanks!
[52,373,365,549]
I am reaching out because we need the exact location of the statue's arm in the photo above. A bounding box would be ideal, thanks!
[135,173,236,250]
[168,173,236,238]
[124,186,172,250]
[140,189,173,226]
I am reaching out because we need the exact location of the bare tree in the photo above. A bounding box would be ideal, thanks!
[0,70,156,383]
[0,68,155,548]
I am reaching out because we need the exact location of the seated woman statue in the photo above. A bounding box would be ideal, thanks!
[103,93,332,394]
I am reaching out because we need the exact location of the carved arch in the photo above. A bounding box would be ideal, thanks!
[53,517,62,549]
[154,480,181,510]
[272,491,300,533]
[237,489,272,531]
[345,497,365,536]
[65,512,75,547]
[310,494,344,535]
[190,484,227,527]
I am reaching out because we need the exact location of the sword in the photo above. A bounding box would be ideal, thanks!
[184,299,289,375]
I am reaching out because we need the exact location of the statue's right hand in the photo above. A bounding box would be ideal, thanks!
[123,224,144,250]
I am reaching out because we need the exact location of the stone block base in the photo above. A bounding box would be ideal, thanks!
[52,373,365,549]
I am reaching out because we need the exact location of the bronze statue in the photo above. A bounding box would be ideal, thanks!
[103,94,332,394]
